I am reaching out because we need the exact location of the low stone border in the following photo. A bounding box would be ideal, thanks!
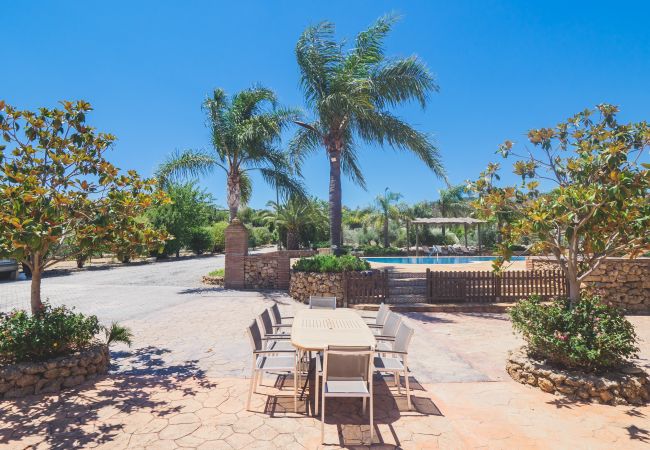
[506,346,650,405]
[202,275,224,286]
[0,344,109,399]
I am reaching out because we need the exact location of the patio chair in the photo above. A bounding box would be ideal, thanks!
[258,310,292,352]
[374,323,415,410]
[364,303,390,328]
[309,296,337,309]
[372,311,402,342]
[270,303,293,326]
[318,345,375,444]
[246,320,298,412]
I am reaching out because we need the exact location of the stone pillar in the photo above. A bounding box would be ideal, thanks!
[225,219,248,289]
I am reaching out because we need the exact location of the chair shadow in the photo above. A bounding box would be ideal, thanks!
[0,346,216,450]
[626,425,650,443]
[260,371,444,448]
[403,312,456,324]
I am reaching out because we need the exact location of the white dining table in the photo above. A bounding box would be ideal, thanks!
[290,308,376,351]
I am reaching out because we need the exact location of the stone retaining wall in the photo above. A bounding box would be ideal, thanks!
[506,347,649,405]
[289,271,345,305]
[244,250,316,290]
[0,345,109,399]
[526,257,650,312]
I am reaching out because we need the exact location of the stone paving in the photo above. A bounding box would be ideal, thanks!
[0,258,649,448]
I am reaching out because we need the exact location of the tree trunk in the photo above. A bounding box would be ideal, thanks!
[328,147,343,250]
[568,277,581,305]
[227,172,241,222]
[383,214,389,248]
[286,230,298,250]
[405,220,410,252]
[30,252,43,314]
[441,203,446,237]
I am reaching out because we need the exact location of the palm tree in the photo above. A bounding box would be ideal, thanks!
[264,197,327,250]
[435,185,470,236]
[397,201,415,251]
[158,86,304,221]
[290,15,446,251]
[372,188,402,247]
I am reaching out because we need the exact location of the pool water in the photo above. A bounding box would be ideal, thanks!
[364,256,526,264]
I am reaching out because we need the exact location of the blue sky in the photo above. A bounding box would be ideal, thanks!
[3,1,649,209]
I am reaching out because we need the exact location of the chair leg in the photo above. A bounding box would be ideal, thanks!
[362,397,367,414]
[369,396,374,445]
[321,396,326,443]
[395,372,402,394]
[405,367,411,410]
[247,360,256,411]
[315,373,319,415]
[294,368,298,413]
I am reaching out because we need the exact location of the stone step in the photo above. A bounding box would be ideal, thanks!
[388,279,426,287]
[388,294,428,304]
[387,272,427,280]
[389,286,427,295]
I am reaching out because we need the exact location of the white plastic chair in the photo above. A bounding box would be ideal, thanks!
[309,296,337,309]
[318,345,374,445]
[246,320,298,412]
[374,323,415,410]
[365,303,390,328]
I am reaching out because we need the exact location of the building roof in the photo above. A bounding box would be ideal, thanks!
[411,217,486,225]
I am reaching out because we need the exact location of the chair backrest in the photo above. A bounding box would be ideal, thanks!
[270,303,282,325]
[393,323,414,354]
[259,309,275,335]
[309,296,336,309]
[247,320,263,352]
[382,312,402,337]
[375,303,389,326]
[323,346,374,382]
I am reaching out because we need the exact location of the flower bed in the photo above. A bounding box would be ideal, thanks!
[0,344,109,399]
[507,347,649,405]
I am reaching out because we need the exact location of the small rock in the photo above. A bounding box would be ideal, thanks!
[538,378,555,393]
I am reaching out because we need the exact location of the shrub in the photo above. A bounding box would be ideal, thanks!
[251,226,273,247]
[361,245,406,256]
[0,304,101,364]
[510,295,639,371]
[208,268,225,277]
[210,221,229,252]
[292,255,370,273]
[189,227,214,254]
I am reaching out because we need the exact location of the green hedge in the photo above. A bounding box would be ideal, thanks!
[292,255,370,273]
[510,296,639,371]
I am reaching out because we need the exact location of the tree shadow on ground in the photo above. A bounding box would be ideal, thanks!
[0,346,216,450]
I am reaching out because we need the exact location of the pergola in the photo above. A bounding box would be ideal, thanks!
[411,217,487,256]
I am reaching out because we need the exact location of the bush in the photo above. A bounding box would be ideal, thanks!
[292,255,370,273]
[189,227,214,255]
[510,295,639,371]
[361,245,406,256]
[250,226,273,247]
[210,221,229,252]
[0,304,101,364]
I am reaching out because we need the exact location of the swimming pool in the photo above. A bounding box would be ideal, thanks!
[364,256,526,264]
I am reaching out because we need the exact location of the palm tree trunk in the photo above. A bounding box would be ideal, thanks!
[383,214,389,248]
[227,172,241,222]
[441,203,446,237]
[328,148,343,250]
[286,230,299,250]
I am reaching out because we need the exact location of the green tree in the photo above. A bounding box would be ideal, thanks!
[291,15,446,250]
[470,104,650,302]
[264,197,328,250]
[158,86,304,221]
[434,184,471,237]
[147,181,214,257]
[0,100,168,313]
[369,188,402,247]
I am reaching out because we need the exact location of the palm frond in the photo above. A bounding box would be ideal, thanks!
[296,21,343,108]
[239,171,252,206]
[371,56,438,109]
[353,14,400,66]
[259,167,306,201]
[288,122,322,174]
[156,149,221,187]
[355,110,446,180]
[340,144,367,189]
